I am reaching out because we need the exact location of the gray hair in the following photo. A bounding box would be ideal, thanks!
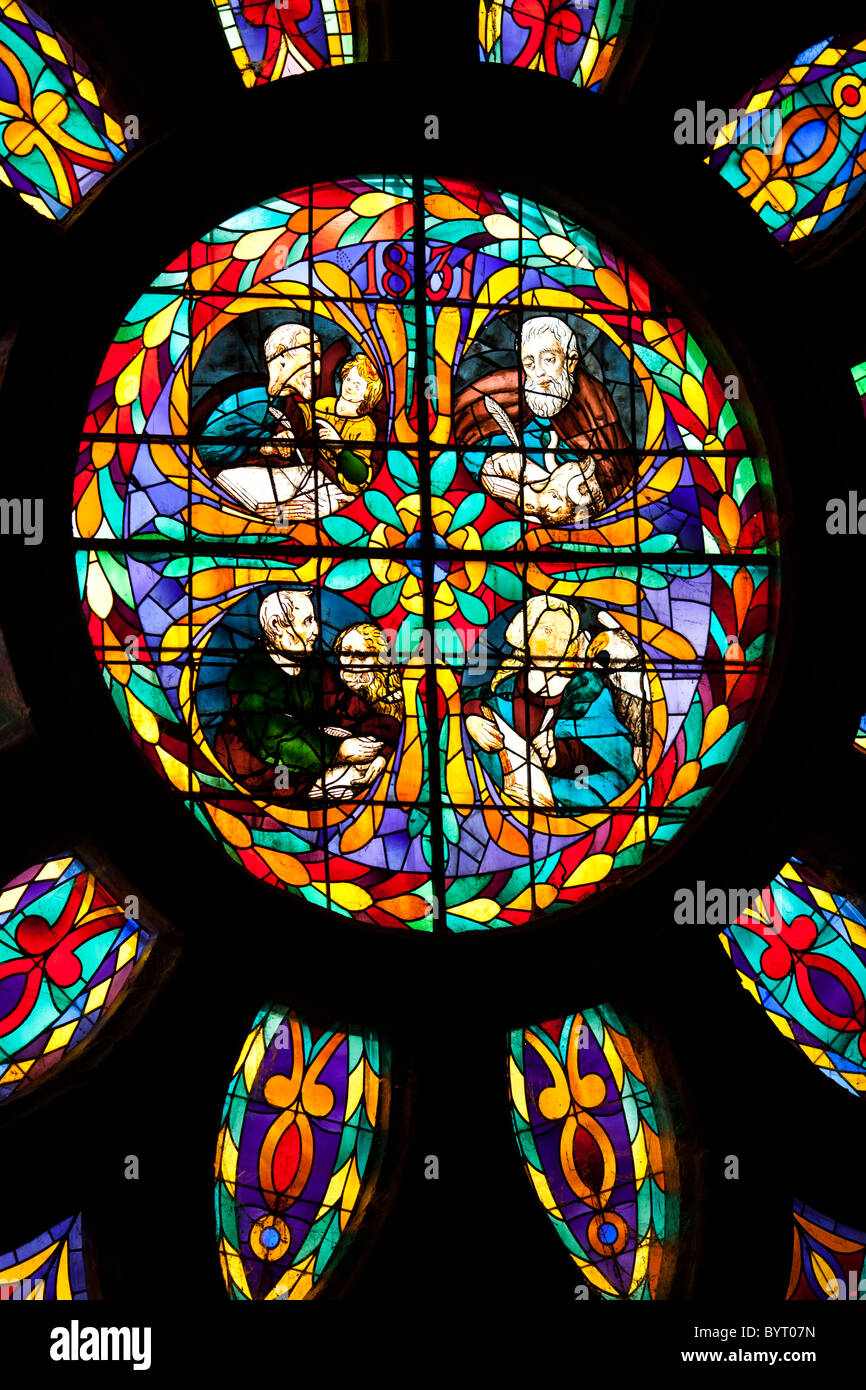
[517,316,578,361]
[263,322,319,361]
[258,588,311,634]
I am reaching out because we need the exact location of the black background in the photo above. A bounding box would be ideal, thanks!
[0,0,864,1369]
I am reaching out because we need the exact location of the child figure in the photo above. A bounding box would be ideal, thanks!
[313,353,383,458]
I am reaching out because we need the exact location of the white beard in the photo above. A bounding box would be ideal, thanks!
[525,381,573,418]
[342,672,370,692]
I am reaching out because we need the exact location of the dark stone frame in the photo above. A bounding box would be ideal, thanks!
[0,0,862,1312]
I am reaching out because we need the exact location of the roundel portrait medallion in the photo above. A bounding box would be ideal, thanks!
[73,176,780,932]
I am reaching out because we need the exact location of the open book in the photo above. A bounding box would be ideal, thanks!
[307,755,387,802]
[481,705,555,809]
[216,462,313,511]
[308,730,386,801]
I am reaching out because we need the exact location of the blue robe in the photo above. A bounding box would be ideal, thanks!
[196,387,273,470]
[467,668,635,810]
[196,386,369,493]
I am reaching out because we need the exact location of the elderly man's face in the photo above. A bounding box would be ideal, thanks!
[521,329,577,418]
[267,329,321,400]
[338,628,378,691]
[269,595,318,655]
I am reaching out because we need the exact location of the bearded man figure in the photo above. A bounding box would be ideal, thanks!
[308,622,405,801]
[464,594,636,811]
[454,315,637,526]
[195,323,374,522]
[215,591,392,803]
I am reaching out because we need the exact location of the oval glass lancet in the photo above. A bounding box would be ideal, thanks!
[478,1,634,91]
[0,1213,90,1300]
[215,1006,388,1299]
[74,175,780,930]
[721,857,866,1097]
[0,1,130,219]
[508,1006,677,1298]
[788,1199,866,1301]
[212,1,355,85]
[707,33,866,247]
[0,856,156,1102]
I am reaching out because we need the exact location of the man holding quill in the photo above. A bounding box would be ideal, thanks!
[454,315,636,525]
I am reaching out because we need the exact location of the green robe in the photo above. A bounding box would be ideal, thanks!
[225,642,342,775]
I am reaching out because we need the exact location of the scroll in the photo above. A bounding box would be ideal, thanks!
[480,705,555,809]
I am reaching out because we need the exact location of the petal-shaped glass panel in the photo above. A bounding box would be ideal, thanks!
[721,858,866,1096]
[788,1199,866,1300]
[0,1213,90,1300]
[508,1006,678,1298]
[212,1,355,85]
[74,177,781,931]
[707,33,866,247]
[0,1,130,219]
[478,1,634,91]
[0,857,156,1102]
[215,1006,388,1299]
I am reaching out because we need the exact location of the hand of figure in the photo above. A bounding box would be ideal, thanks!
[352,754,387,787]
[315,418,342,443]
[260,427,296,456]
[337,736,384,763]
[531,728,556,768]
[259,441,296,460]
[486,450,523,479]
[466,716,504,751]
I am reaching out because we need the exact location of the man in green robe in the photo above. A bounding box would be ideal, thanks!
[216,589,384,798]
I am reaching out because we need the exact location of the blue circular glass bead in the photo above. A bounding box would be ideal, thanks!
[405,529,450,582]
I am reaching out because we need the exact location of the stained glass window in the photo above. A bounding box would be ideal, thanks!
[707,33,866,247]
[0,856,157,1102]
[0,0,130,219]
[0,1214,90,1300]
[74,177,780,931]
[215,1006,387,1299]
[788,1200,866,1300]
[478,1,633,91]
[720,857,866,1097]
[847,363,866,755]
[508,1006,676,1299]
[0,0,863,1342]
[212,0,355,85]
